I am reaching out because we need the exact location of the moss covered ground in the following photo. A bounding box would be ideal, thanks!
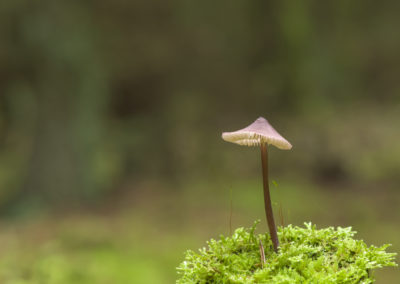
[177,222,396,283]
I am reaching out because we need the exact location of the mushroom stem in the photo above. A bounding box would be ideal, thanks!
[260,143,279,252]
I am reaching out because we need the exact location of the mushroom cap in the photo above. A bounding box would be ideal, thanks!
[222,117,292,150]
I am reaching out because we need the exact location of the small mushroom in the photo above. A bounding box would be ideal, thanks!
[222,117,292,252]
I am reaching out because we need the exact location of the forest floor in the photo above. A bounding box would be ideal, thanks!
[0,178,398,283]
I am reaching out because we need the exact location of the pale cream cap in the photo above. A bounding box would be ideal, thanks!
[222,117,292,150]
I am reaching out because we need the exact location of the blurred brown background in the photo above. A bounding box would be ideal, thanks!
[0,1,399,283]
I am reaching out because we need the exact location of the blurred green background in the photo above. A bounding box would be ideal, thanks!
[0,1,399,283]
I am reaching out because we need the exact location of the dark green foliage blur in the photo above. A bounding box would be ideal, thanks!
[1,0,399,209]
[177,222,397,283]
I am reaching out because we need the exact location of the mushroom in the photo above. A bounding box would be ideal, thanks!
[222,117,292,252]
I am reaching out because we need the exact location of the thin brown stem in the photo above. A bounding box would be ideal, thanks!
[261,143,279,252]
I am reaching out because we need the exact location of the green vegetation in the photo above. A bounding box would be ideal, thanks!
[0,210,184,284]
[177,221,397,283]
[0,181,397,283]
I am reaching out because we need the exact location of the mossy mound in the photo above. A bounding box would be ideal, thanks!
[177,222,397,283]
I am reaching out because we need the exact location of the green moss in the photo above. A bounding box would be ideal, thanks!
[177,221,397,283]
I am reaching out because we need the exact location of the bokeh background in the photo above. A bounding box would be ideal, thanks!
[0,1,399,283]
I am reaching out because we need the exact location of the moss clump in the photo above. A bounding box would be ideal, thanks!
[177,221,397,283]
